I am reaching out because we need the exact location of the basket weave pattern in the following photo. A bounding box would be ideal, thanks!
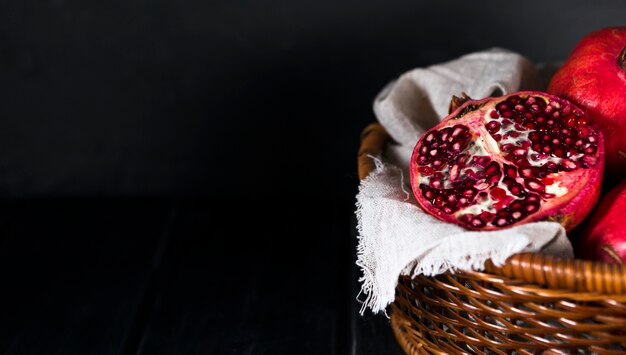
[358,123,626,354]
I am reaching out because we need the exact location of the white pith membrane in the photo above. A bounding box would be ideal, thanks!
[414,94,600,229]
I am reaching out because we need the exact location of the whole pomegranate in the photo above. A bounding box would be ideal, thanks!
[547,27,626,177]
[576,178,626,264]
[410,91,604,231]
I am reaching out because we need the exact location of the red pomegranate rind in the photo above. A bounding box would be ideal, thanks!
[547,27,626,177]
[410,91,604,231]
[577,178,626,263]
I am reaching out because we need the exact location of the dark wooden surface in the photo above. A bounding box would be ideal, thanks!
[0,199,401,354]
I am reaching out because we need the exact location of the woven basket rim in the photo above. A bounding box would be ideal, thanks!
[358,122,626,295]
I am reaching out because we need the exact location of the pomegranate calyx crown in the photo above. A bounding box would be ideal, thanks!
[448,92,472,114]
[619,45,626,71]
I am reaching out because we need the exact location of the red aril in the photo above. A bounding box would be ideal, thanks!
[547,27,626,178]
[410,91,604,231]
[576,178,626,264]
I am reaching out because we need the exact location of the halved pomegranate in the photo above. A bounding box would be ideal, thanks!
[410,91,604,231]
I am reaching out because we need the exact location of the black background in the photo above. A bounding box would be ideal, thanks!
[0,0,623,200]
[0,1,624,354]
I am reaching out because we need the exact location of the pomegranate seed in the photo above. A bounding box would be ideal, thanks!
[492,134,502,142]
[501,144,515,152]
[495,218,508,226]
[577,127,590,137]
[501,110,513,118]
[425,132,436,142]
[562,105,571,115]
[512,149,526,157]
[430,149,438,156]
[486,121,501,133]
[451,125,467,138]
[419,166,434,176]
[449,165,459,181]
[490,187,507,200]
[488,172,502,184]
[497,103,509,111]
[463,188,476,197]
[508,96,521,104]
[470,218,484,227]
[504,165,517,178]
[476,182,489,190]
[564,115,576,127]
[554,148,564,157]
[514,104,525,112]
[525,204,538,212]
[490,110,499,118]
[562,160,577,171]
[584,145,597,154]
[588,136,597,143]
[529,132,540,141]
[545,162,558,172]
[519,168,535,178]
[567,149,578,157]
[485,162,499,175]
[472,156,490,167]
[536,116,545,123]
[511,211,523,220]
[525,178,545,192]
[576,117,588,126]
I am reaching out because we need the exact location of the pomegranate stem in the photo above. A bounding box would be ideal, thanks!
[619,46,626,71]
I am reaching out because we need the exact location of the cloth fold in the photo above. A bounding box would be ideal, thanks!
[355,48,573,315]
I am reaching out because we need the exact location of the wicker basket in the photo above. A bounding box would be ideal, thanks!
[358,123,626,354]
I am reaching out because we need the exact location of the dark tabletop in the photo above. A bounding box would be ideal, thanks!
[0,198,403,354]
